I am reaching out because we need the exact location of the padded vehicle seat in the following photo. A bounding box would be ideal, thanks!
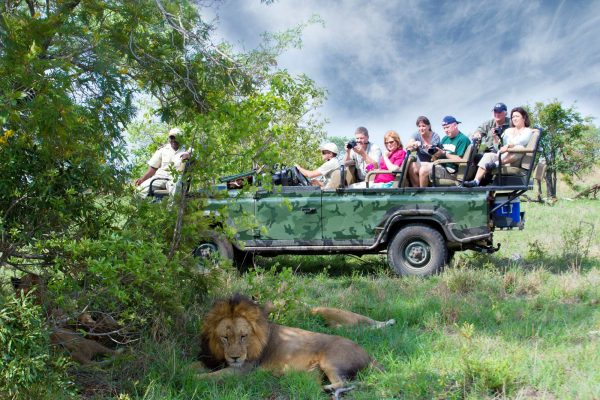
[364,155,414,188]
[324,165,356,190]
[494,129,541,186]
[431,144,474,186]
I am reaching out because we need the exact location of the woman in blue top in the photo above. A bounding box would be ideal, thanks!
[405,116,441,187]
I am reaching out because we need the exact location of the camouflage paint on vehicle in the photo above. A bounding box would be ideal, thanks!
[205,186,490,250]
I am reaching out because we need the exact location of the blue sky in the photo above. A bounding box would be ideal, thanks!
[205,0,600,146]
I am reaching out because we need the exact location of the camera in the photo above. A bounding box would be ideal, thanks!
[493,125,508,136]
[427,144,443,155]
[346,139,357,150]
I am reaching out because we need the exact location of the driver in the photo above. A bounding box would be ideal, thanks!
[295,142,340,187]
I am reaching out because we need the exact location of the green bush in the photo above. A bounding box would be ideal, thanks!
[0,293,73,400]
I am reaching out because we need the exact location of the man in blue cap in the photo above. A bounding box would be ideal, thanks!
[471,102,510,153]
[419,116,471,186]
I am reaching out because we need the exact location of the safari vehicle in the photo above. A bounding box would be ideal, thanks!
[194,129,542,276]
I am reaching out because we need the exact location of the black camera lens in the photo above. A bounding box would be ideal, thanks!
[347,139,357,149]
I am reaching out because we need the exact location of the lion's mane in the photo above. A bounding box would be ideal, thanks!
[199,294,270,369]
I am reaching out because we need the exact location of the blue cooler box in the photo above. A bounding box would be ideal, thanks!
[493,196,522,229]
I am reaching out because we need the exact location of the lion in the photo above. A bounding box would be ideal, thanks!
[12,273,121,364]
[310,306,396,329]
[197,294,383,392]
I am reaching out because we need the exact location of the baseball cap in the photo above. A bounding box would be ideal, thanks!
[319,142,339,155]
[493,103,507,112]
[442,116,461,125]
[167,127,182,138]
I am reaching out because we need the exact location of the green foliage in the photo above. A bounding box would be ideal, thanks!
[561,221,595,271]
[243,266,307,325]
[0,293,73,399]
[41,195,217,337]
[531,100,598,197]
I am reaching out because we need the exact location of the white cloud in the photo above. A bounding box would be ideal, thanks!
[206,0,600,145]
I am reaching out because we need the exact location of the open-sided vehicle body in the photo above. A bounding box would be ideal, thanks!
[196,129,542,276]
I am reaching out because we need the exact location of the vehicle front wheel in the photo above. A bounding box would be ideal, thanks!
[192,232,234,272]
[387,224,447,276]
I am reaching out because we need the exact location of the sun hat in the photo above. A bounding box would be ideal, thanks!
[167,127,182,138]
[319,142,339,155]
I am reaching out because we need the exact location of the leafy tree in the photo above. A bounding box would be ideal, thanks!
[531,100,597,198]
[0,0,325,341]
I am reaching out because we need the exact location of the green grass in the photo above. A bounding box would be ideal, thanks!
[32,197,600,399]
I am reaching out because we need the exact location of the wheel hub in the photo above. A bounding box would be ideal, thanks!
[193,243,218,259]
[404,240,430,267]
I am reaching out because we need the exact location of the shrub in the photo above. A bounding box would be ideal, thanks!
[0,293,73,400]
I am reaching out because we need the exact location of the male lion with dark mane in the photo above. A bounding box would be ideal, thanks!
[197,294,382,392]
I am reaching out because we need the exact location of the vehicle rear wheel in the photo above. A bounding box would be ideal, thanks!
[387,224,446,276]
[192,232,234,272]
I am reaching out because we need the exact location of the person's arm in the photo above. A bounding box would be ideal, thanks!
[381,150,405,172]
[357,144,380,169]
[295,164,322,179]
[436,150,463,161]
[343,147,352,163]
[135,167,158,186]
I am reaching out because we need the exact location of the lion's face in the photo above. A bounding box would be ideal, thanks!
[215,317,252,367]
[201,295,270,368]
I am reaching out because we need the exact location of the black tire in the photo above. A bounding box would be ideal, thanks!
[192,232,234,272]
[387,224,447,276]
[446,249,456,266]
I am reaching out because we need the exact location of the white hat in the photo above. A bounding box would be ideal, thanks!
[319,142,339,155]
[168,127,182,138]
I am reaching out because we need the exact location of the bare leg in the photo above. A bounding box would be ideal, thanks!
[408,162,420,187]
[473,166,486,182]
[419,162,433,187]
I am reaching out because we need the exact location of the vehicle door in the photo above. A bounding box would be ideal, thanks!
[254,186,322,241]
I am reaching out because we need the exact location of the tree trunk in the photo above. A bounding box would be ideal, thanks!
[536,179,543,202]
[545,169,557,200]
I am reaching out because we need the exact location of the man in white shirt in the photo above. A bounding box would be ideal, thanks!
[343,126,382,182]
[135,128,190,196]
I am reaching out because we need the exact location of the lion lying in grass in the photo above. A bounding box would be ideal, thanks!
[197,294,383,392]
[12,273,121,364]
[310,306,396,329]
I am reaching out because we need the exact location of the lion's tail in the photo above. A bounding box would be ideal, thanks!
[372,318,396,329]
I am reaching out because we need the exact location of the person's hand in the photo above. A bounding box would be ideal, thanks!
[135,178,143,186]
[353,144,366,155]
[432,148,445,160]
[180,152,190,161]
[472,132,482,140]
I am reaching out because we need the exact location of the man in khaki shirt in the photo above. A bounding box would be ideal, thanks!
[135,128,190,196]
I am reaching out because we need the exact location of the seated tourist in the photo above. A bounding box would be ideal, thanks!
[350,130,406,188]
[405,116,442,187]
[419,116,470,186]
[343,126,382,182]
[463,107,533,187]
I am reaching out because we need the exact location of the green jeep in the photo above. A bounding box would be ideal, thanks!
[195,130,541,276]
